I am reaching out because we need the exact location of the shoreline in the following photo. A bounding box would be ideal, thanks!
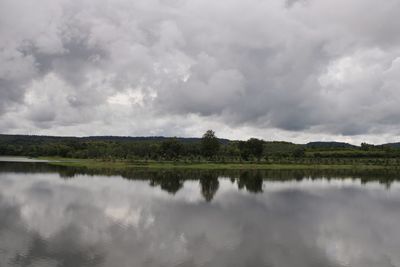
[41,158,400,170]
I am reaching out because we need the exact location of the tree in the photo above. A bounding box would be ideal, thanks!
[160,138,182,159]
[238,141,250,161]
[201,130,220,158]
[292,147,305,158]
[238,138,264,161]
[361,142,374,151]
[246,138,265,161]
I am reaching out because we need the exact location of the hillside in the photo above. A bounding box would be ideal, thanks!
[306,141,357,149]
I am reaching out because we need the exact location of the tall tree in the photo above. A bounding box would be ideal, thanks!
[201,130,220,158]
[246,138,265,161]
[160,138,182,159]
[238,138,264,161]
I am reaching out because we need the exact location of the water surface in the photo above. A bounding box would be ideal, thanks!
[0,162,400,267]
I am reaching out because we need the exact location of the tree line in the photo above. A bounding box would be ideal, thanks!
[1,131,400,162]
[0,130,269,161]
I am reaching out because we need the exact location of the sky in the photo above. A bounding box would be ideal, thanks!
[0,0,400,144]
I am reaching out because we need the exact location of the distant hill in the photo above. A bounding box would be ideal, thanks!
[379,142,400,149]
[83,135,232,144]
[263,141,302,156]
[306,141,357,149]
[0,134,231,144]
[6,134,398,149]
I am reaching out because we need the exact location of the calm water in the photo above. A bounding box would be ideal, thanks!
[1,162,400,267]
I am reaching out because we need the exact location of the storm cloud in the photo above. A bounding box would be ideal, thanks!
[1,0,400,143]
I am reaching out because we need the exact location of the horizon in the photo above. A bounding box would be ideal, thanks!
[1,133,397,146]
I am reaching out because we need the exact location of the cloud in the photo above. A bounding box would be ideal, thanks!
[0,0,400,143]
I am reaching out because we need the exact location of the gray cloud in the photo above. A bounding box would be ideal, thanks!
[1,0,400,142]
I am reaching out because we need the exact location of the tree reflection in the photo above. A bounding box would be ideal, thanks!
[237,171,263,193]
[3,162,400,195]
[200,173,219,202]
[149,172,184,195]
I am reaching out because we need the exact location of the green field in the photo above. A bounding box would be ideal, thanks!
[43,157,400,171]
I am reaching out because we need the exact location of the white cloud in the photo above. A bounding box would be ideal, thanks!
[1,0,400,143]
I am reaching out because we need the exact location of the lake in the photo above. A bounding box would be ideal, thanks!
[0,161,400,267]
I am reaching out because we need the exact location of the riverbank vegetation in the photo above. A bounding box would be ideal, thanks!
[45,159,399,171]
[2,132,400,169]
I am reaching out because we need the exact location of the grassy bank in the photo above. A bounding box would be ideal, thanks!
[42,157,400,171]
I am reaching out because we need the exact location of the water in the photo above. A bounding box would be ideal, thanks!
[1,161,400,267]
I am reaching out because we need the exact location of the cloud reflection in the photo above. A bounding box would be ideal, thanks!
[0,171,400,267]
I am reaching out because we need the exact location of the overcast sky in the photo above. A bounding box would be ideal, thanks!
[1,0,400,144]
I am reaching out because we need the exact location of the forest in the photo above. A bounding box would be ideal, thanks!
[2,131,400,165]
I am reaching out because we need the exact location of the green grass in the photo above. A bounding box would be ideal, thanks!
[42,157,400,171]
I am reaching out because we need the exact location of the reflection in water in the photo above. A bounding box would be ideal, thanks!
[238,171,263,193]
[2,161,400,195]
[1,163,400,266]
[149,172,185,195]
[200,173,219,202]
